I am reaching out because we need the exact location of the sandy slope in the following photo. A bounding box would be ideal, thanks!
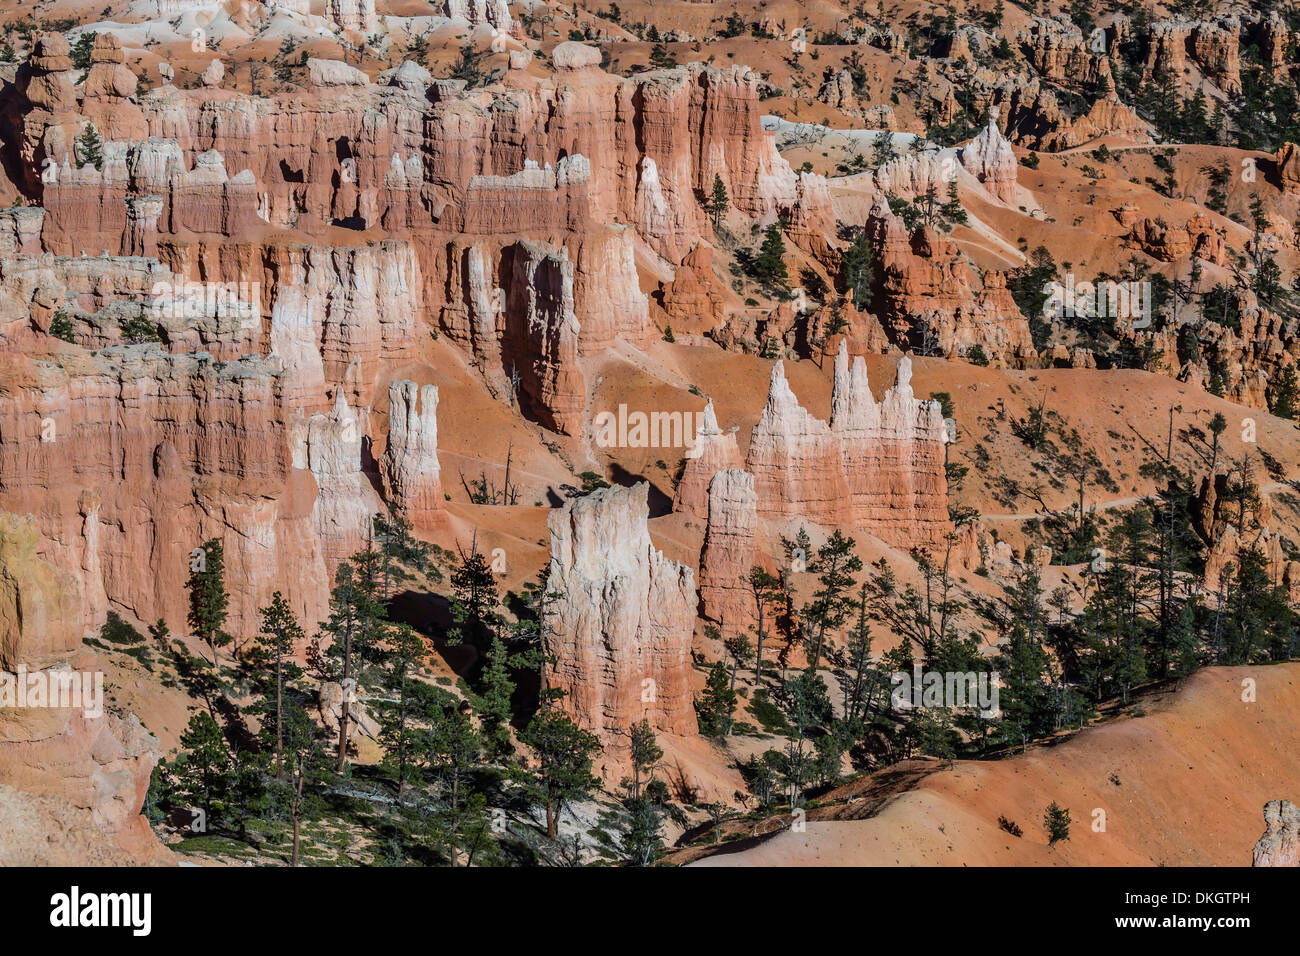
[694,663,1299,865]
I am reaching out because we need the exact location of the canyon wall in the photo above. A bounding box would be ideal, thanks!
[0,513,170,865]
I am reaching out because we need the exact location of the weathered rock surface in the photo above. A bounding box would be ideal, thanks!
[504,239,586,435]
[699,469,757,633]
[1277,143,1300,195]
[0,347,330,640]
[1252,799,1300,866]
[0,512,170,866]
[381,380,448,535]
[960,107,1019,204]
[298,391,372,567]
[0,513,82,670]
[868,197,1035,366]
[745,344,951,547]
[674,399,744,518]
[543,483,697,765]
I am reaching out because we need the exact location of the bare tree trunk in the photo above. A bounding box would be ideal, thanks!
[275,655,284,774]
[291,772,304,867]
[337,618,353,774]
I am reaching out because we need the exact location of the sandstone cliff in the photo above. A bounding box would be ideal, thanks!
[382,380,449,535]
[673,398,743,518]
[0,513,171,866]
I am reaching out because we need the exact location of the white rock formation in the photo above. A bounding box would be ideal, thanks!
[326,0,376,33]
[302,391,369,564]
[744,343,950,546]
[960,106,1018,203]
[699,469,757,633]
[308,58,370,88]
[673,398,743,518]
[543,483,697,755]
[270,286,326,404]
[381,380,447,534]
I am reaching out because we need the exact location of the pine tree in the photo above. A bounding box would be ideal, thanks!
[753,222,789,286]
[278,700,327,866]
[1253,258,1283,308]
[648,43,676,69]
[777,670,831,805]
[519,708,601,839]
[187,538,231,668]
[616,794,665,866]
[696,660,736,737]
[76,122,103,171]
[70,31,96,71]
[251,592,304,771]
[477,636,515,756]
[748,566,782,683]
[841,583,876,723]
[1271,366,1300,420]
[995,565,1053,750]
[173,711,231,828]
[1044,802,1071,845]
[448,540,502,649]
[941,179,968,227]
[311,553,388,773]
[624,719,663,801]
[802,530,863,670]
[871,129,897,167]
[375,622,427,793]
[421,693,483,864]
[707,173,729,230]
[723,632,752,701]
[1081,509,1155,704]
[48,310,75,343]
[840,227,875,310]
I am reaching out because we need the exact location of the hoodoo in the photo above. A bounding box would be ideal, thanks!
[382,380,449,535]
[745,344,951,547]
[542,483,697,763]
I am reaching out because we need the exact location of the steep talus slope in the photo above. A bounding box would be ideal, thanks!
[696,664,1300,866]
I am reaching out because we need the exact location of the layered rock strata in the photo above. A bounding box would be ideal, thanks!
[543,483,697,755]
[0,513,170,865]
[381,380,449,534]
[698,469,757,633]
[673,399,743,518]
[744,343,951,547]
